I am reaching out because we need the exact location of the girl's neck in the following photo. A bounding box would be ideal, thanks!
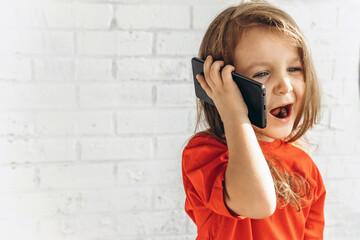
[255,132,277,142]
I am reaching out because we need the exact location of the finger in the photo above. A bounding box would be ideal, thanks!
[196,74,213,98]
[203,56,215,88]
[209,60,225,87]
[221,65,236,86]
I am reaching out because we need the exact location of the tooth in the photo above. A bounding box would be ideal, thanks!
[280,107,287,117]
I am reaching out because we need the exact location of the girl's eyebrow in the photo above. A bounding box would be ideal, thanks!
[245,61,272,71]
[289,57,302,64]
[245,57,301,70]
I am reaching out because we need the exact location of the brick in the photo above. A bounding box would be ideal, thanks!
[79,84,152,108]
[192,4,233,30]
[279,3,311,31]
[38,164,115,189]
[76,32,117,56]
[118,31,153,56]
[116,5,190,30]
[117,160,181,186]
[306,4,338,31]
[78,111,114,135]
[40,2,76,29]
[156,84,196,107]
[312,58,333,82]
[156,134,191,159]
[188,108,203,133]
[77,31,152,56]
[324,179,352,204]
[327,160,347,179]
[34,58,75,82]
[0,112,34,136]
[0,188,152,218]
[0,3,45,28]
[154,185,185,210]
[80,137,151,160]
[35,2,113,30]
[116,109,189,134]
[21,31,74,55]
[187,217,197,235]
[307,31,359,59]
[0,30,24,54]
[117,58,189,81]
[117,210,187,235]
[330,106,359,130]
[313,107,330,130]
[35,112,77,135]
[282,3,339,31]
[333,131,358,154]
[38,215,117,240]
[0,30,73,55]
[0,192,54,217]
[353,180,360,203]
[76,3,113,29]
[0,218,38,240]
[0,84,76,110]
[338,3,360,31]
[0,57,31,81]
[0,138,76,163]
[156,31,203,55]
[77,188,152,212]
[306,130,334,155]
[311,155,328,178]
[333,56,359,80]
[347,163,360,179]
[321,81,355,106]
[306,31,337,59]
[0,165,36,191]
[323,203,348,227]
[75,59,113,81]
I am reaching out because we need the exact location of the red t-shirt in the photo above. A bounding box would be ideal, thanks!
[182,132,326,240]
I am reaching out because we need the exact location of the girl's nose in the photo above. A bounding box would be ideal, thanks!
[273,76,293,95]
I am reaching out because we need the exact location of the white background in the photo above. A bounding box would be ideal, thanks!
[0,0,359,239]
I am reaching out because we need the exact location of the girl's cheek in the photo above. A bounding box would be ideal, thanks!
[296,79,306,97]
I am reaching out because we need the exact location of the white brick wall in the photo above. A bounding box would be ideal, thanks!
[0,0,359,239]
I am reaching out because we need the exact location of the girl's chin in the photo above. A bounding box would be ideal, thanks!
[253,115,295,141]
[253,126,292,142]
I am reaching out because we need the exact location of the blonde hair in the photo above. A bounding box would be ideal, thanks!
[195,0,320,210]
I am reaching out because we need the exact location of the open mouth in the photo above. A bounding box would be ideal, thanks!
[270,104,292,119]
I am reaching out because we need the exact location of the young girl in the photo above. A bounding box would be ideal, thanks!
[182,1,326,239]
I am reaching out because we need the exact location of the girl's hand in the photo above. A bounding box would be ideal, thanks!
[196,55,249,124]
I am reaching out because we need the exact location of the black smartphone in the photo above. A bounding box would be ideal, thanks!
[191,57,267,128]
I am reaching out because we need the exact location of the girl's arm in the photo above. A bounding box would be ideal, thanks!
[197,56,276,219]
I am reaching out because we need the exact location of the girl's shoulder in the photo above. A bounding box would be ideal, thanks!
[186,130,227,148]
[182,131,228,167]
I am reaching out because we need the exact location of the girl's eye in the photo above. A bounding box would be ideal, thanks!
[288,67,302,72]
[253,72,268,78]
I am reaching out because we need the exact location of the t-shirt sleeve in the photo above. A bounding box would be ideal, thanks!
[304,164,326,240]
[182,134,246,219]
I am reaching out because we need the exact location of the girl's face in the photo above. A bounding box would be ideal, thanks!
[234,26,305,142]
